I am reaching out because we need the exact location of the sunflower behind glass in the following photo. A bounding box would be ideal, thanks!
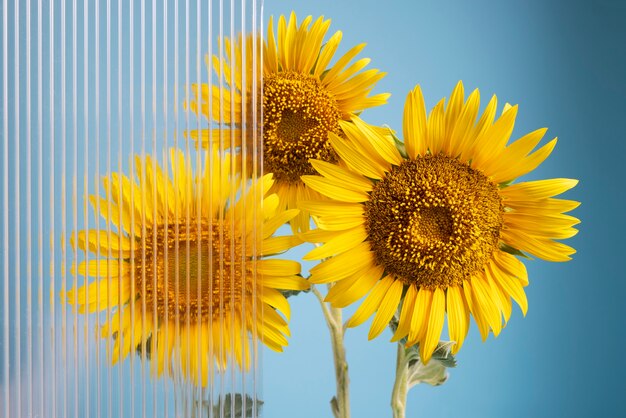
[64,149,307,388]
[188,12,390,232]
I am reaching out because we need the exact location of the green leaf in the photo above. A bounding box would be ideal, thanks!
[280,288,310,299]
[407,357,449,387]
[135,335,153,360]
[204,394,263,418]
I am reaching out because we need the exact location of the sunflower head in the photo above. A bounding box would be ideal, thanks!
[64,149,307,386]
[302,82,579,363]
[188,12,390,232]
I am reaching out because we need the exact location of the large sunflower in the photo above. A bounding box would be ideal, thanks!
[188,12,390,232]
[64,149,307,385]
[301,82,579,363]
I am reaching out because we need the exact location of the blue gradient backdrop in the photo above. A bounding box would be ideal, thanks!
[262,1,626,417]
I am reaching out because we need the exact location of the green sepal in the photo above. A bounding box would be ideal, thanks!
[405,341,456,387]
[389,314,456,387]
[499,243,532,259]
[388,128,408,159]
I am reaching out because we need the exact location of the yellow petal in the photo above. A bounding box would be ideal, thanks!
[260,235,302,256]
[327,133,386,180]
[505,197,580,215]
[309,242,374,284]
[73,259,129,278]
[420,287,445,364]
[448,88,480,159]
[446,285,469,354]
[470,274,502,337]
[368,277,403,340]
[493,251,529,286]
[262,209,300,239]
[314,31,342,77]
[261,288,291,321]
[493,138,557,183]
[465,281,490,341]
[326,57,373,91]
[501,229,576,262]
[312,213,365,232]
[309,159,373,193]
[262,275,309,291]
[501,178,578,201]
[391,284,417,342]
[486,270,513,323]
[471,104,518,170]
[426,99,446,155]
[72,230,131,258]
[488,258,528,316]
[299,200,364,218]
[325,264,384,308]
[65,277,131,313]
[407,288,432,346]
[348,117,403,167]
[265,16,278,73]
[303,226,367,260]
[298,228,343,244]
[441,81,465,154]
[346,275,395,328]
[301,175,369,203]
[256,259,301,276]
[322,43,366,85]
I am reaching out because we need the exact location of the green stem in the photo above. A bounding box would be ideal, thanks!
[391,343,409,418]
[312,285,350,418]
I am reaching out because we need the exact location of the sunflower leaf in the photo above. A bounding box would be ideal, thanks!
[202,394,263,418]
[135,335,153,360]
[330,396,341,418]
[403,341,455,388]
[389,315,456,386]
[280,288,310,299]
[406,355,450,388]
[406,341,456,388]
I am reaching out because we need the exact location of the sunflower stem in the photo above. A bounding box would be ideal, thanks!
[391,343,409,418]
[312,285,351,418]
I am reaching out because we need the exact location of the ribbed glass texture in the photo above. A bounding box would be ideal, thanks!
[0,0,263,416]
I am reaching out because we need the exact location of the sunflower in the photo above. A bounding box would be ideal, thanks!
[187,12,390,232]
[301,82,579,363]
[64,149,307,385]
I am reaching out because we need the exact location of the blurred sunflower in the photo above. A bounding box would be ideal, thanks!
[64,149,307,385]
[301,82,579,363]
[188,12,389,232]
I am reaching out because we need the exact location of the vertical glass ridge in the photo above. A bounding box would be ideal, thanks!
[0,1,264,416]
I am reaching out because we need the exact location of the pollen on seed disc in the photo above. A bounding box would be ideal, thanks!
[263,71,342,183]
[365,154,504,289]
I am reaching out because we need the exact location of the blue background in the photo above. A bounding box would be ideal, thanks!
[263,0,626,417]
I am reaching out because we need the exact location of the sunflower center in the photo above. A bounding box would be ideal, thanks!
[365,154,504,289]
[263,71,342,183]
[409,207,454,244]
[136,220,248,321]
